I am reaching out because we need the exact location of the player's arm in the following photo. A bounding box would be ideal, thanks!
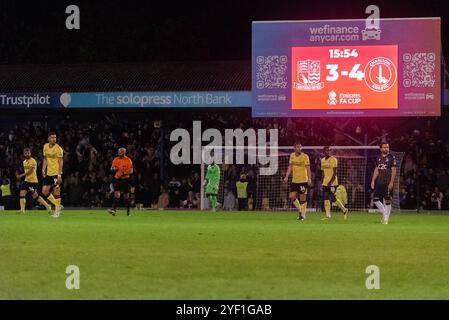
[111,159,118,172]
[305,155,311,185]
[371,167,379,189]
[57,148,64,183]
[389,166,397,191]
[16,169,31,180]
[57,157,63,183]
[306,165,312,186]
[16,164,33,179]
[125,160,133,176]
[388,156,397,191]
[203,166,210,186]
[57,158,63,175]
[16,170,24,179]
[328,168,337,187]
[327,158,337,186]
[216,165,221,177]
[42,157,47,177]
[283,164,292,183]
[16,168,29,180]
[213,166,220,192]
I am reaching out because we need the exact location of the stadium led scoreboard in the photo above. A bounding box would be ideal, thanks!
[252,18,441,117]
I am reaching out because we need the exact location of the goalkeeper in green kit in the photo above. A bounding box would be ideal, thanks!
[204,161,220,212]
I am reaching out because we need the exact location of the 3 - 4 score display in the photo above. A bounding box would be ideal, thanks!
[291,45,398,110]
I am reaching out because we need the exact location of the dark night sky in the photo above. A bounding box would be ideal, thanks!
[0,0,447,63]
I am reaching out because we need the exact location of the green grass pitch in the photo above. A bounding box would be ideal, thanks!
[1,209,449,299]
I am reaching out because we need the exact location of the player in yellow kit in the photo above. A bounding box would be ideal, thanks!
[283,142,311,221]
[320,146,348,220]
[41,132,64,218]
[16,148,52,214]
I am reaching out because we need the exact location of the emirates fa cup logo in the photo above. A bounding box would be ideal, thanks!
[327,90,337,105]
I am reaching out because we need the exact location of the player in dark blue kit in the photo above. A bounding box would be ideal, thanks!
[370,142,397,224]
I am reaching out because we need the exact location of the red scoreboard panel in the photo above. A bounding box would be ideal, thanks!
[291,45,398,110]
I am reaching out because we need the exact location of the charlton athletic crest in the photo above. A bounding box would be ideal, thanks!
[293,59,324,91]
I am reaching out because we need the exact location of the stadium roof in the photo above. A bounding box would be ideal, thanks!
[0,61,251,92]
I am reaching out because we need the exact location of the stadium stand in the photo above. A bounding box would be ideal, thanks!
[0,61,448,211]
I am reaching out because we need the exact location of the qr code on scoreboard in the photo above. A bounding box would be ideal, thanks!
[256,55,288,89]
[403,52,437,88]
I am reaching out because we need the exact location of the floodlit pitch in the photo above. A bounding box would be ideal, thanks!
[1,210,448,299]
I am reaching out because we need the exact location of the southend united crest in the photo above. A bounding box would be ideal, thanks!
[293,59,324,91]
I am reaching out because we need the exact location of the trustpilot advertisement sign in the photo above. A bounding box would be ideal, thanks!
[0,93,61,108]
[252,18,441,117]
[0,92,252,108]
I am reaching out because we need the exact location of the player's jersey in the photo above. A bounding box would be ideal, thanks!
[321,156,338,186]
[43,143,63,176]
[206,164,220,185]
[289,152,310,184]
[112,156,133,179]
[375,153,397,185]
[23,157,38,183]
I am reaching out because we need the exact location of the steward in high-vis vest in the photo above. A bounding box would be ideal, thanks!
[236,174,248,211]
[1,179,13,210]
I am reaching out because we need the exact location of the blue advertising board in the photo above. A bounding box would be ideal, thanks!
[0,92,251,108]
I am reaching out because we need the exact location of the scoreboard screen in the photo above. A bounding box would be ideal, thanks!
[252,18,441,117]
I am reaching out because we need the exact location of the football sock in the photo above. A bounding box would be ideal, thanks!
[213,196,218,210]
[126,198,130,213]
[385,204,392,222]
[47,194,58,206]
[324,200,331,218]
[300,202,307,217]
[37,196,51,210]
[210,195,217,210]
[293,199,301,211]
[374,201,387,220]
[112,197,119,210]
[19,197,26,212]
[336,199,347,212]
[54,196,61,211]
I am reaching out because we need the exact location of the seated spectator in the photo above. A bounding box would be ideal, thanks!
[431,187,443,210]
[67,178,84,206]
[422,189,431,210]
[82,188,100,208]
[261,192,270,210]
[149,173,161,208]
[191,171,201,196]
[182,191,198,209]
[404,188,416,209]
[134,179,146,210]
[157,186,169,209]
[168,176,181,208]
[179,178,192,204]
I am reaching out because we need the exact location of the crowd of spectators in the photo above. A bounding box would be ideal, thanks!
[1,110,449,211]
[0,112,161,208]
[1,2,448,211]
